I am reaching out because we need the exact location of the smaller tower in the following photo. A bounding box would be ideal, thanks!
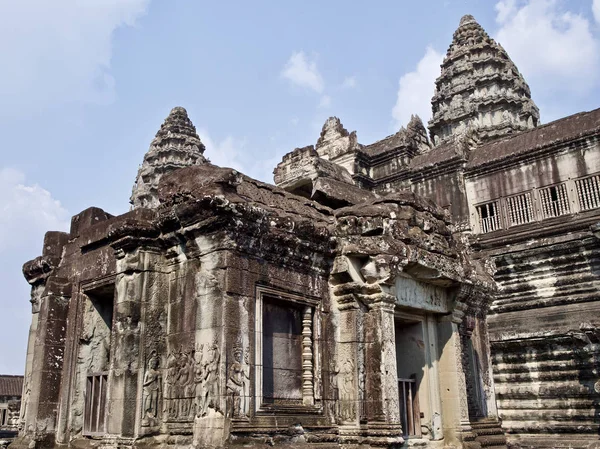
[130,107,206,209]
[314,117,361,174]
[429,15,540,146]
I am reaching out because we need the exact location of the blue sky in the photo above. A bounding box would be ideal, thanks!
[1,0,599,373]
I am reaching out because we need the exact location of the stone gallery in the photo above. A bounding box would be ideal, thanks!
[0,375,23,443]
[12,15,600,449]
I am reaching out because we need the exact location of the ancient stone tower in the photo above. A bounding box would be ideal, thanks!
[428,15,540,145]
[130,107,206,209]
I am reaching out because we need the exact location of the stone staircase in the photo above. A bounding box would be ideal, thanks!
[470,418,508,449]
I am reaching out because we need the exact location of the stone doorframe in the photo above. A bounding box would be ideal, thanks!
[394,309,445,441]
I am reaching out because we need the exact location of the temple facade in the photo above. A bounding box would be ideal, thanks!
[12,13,600,449]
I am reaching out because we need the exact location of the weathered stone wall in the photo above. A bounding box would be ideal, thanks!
[480,232,600,448]
[16,156,501,449]
[463,128,600,447]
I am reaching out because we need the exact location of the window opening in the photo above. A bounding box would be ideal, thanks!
[506,193,533,227]
[540,184,570,218]
[255,286,317,411]
[576,175,600,211]
[476,201,501,233]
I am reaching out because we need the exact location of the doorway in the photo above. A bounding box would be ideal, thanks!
[81,283,114,436]
[395,319,424,438]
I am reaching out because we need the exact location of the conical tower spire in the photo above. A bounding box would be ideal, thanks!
[130,107,207,209]
[428,15,539,146]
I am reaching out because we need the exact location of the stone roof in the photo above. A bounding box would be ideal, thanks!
[467,107,600,169]
[363,115,430,157]
[158,163,335,226]
[157,164,493,289]
[429,14,539,145]
[408,141,461,171]
[362,129,408,156]
[0,375,23,397]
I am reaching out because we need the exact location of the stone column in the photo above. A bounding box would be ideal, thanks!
[437,301,479,448]
[363,297,403,446]
[332,290,362,447]
[107,248,160,438]
[302,306,315,406]
[19,284,42,434]
[24,276,71,448]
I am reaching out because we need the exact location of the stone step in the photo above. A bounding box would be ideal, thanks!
[473,427,505,435]
[476,434,508,447]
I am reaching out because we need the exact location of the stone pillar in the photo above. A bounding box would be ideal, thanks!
[302,306,315,406]
[137,250,168,437]
[333,293,361,445]
[25,276,71,447]
[18,231,69,448]
[19,285,42,434]
[437,301,480,448]
[107,248,160,438]
[363,297,403,446]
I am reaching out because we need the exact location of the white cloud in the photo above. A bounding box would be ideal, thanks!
[0,0,149,116]
[318,95,332,109]
[0,168,69,252]
[281,51,324,93]
[495,0,600,95]
[593,0,600,24]
[496,0,518,22]
[392,46,443,129]
[198,129,248,174]
[0,168,70,374]
[199,129,284,184]
[341,76,357,89]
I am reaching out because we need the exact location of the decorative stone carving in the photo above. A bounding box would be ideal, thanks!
[142,351,162,426]
[164,348,195,421]
[429,15,539,145]
[329,360,340,421]
[195,343,221,417]
[130,106,207,209]
[226,345,249,419]
[315,117,361,162]
[301,306,314,406]
[339,358,356,422]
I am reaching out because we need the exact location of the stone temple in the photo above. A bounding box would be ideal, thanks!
[12,15,600,449]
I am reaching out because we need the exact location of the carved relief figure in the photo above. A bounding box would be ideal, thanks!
[194,344,205,417]
[195,343,221,416]
[142,351,162,425]
[330,362,340,421]
[19,372,31,429]
[177,351,194,418]
[339,358,355,421]
[165,351,178,418]
[226,346,249,418]
[163,347,195,421]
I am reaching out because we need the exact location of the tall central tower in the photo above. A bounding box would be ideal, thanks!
[429,15,540,146]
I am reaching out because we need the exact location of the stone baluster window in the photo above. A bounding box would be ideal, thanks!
[506,193,533,227]
[476,201,501,233]
[576,174,600,211]
[255,286,317,411]
[540,183,570,218]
